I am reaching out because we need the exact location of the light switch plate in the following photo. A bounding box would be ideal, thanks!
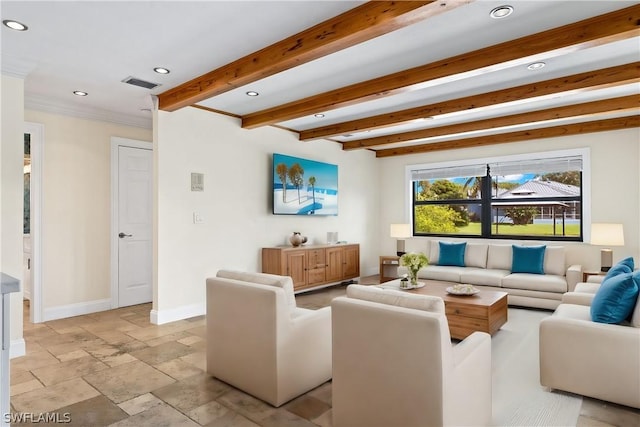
[193,212,204,224]
[191,173,204,191]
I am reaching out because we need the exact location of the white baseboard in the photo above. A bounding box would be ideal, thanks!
[43,298,112,322]
[150,302,205,325]
[10,338,26,359]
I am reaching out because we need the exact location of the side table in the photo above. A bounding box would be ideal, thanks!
[379,255,401,283]
[582,270,606,283]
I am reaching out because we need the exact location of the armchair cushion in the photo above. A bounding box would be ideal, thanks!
[590,272,639,324]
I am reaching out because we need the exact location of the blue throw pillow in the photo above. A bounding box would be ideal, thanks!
[603,257,635,281]
[438,242,466,267]
[511,245,546,274]
[591,272,640,324]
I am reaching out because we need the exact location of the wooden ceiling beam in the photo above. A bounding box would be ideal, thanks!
[242,5,640,129]
[157,1,470,111]
[375,115,640,158]
[300,62,640,140]
[341,95,640,150]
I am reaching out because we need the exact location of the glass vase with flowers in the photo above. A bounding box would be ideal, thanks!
[400,252,429,287]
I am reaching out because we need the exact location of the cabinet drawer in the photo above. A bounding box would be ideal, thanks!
[306,249,326,269]
[445,303,487,319]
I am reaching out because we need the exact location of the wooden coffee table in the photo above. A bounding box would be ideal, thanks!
[383,279,508,340]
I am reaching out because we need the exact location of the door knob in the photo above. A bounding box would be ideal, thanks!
[118,232,132,238]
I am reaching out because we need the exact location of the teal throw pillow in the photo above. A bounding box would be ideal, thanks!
[603,257,635,281]
[591,271,640,324]
[511,245,546,274]
[438,242,466,267]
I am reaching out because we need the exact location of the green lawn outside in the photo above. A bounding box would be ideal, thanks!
[453,222,580,236]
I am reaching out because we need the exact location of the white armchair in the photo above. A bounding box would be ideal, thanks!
[206,270,332,407]
[540,276,640,409]
[331,285,492,427]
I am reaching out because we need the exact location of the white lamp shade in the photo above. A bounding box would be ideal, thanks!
[390,223,411,238]
[590,223,624,246]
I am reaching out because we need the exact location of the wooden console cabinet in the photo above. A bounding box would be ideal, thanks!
[262,244,360,292]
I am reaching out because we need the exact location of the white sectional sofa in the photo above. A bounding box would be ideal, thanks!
[400,240,582,310]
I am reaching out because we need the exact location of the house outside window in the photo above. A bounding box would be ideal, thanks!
[409,150,587,241]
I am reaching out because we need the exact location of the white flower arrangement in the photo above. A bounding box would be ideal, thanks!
[400,252,429,283]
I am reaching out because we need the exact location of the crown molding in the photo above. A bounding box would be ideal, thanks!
[25,94,151,129]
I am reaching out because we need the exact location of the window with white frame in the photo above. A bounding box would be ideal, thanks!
[409,149,588,241]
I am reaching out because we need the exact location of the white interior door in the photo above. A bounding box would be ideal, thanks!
[118,145,152,307]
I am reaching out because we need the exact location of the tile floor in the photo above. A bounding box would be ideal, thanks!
[9,276,640,426]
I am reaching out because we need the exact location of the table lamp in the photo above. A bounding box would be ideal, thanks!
[590,223,625,272]
[390,223,411,256]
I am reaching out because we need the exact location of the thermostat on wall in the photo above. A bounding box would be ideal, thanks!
[191,173,204,191]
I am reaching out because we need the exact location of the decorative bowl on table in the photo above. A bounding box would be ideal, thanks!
[446,284,479,295]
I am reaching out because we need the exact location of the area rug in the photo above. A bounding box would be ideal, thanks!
[491,308,582,426]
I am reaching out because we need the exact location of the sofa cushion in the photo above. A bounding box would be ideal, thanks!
[591,271,640,324]
[428,240,441,265]
[502,273,567,293]
[465,243,488,268]
[543,246,566,276]
[438,241,466,267]
[418,265,468,282]
[512,245,546,274]
[487,244,512,271]
[460,269,510,287]
[603,257,634,281]
[347,284,444,313]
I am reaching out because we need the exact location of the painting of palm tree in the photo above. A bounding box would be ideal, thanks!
[288,163,305,204]
[308,176,316,213]
[276,163,288,202]
[272,153,338,215]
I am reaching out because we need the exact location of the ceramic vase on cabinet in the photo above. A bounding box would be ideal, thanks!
[290,232,307,247]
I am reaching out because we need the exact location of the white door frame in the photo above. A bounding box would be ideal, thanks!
[110,137,153,308]
[25,122,43,323]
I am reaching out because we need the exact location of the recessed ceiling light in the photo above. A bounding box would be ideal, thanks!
[246,91,259,97]
[3,19,28,31]
[527,62,546,70]
[73,91,88,96]
[153,67,170,74]
[314,113,325,118]
[490,5,513,19]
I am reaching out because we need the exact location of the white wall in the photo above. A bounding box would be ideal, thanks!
[379,128,640,271]
[154,107,379,323]
[24,110,151,318]
[1,75,25,355]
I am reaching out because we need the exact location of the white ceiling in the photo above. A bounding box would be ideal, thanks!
[1,1,364,127]
[2,1,639,153]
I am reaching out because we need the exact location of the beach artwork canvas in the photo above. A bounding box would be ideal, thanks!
[272,153,338,215]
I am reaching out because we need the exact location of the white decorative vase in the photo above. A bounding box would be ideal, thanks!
[290,232,304,247]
